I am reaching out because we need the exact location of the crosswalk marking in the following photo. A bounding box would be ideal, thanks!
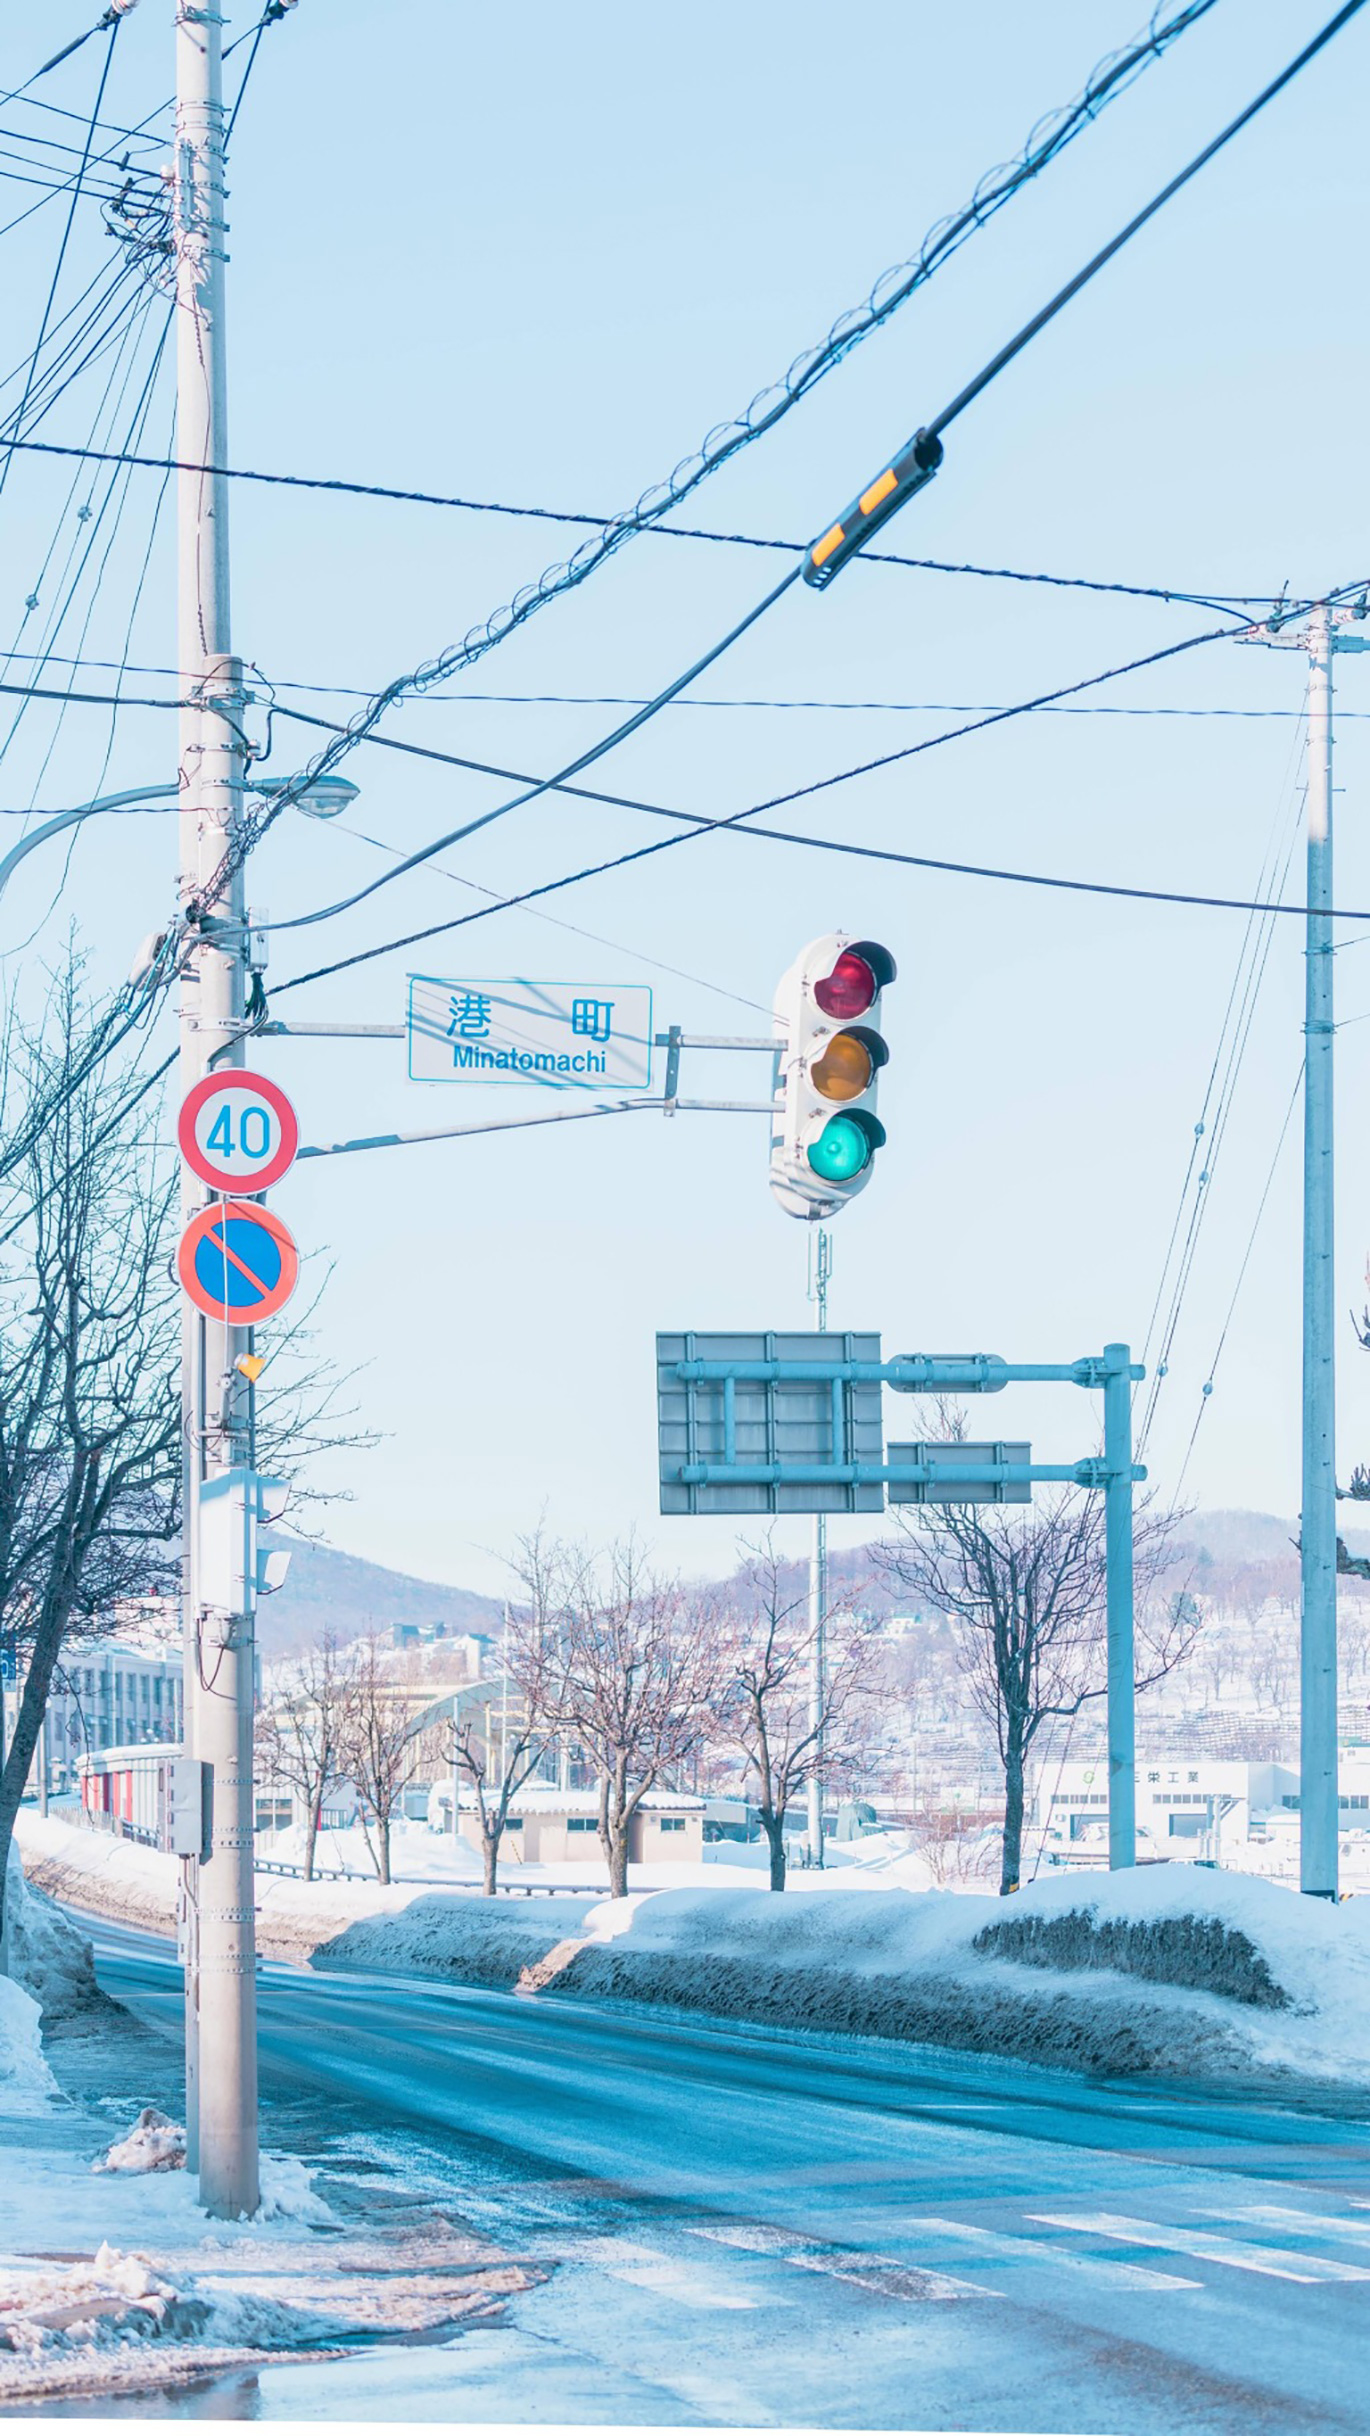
[691,2220,1000,2301]
[564,2236,757,2310]
[1031,2211,1370,2284]
[1225,2204,1370,2250]
[904,2215,1201,2292]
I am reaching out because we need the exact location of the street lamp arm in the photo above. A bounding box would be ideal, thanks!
[0,784,177,909]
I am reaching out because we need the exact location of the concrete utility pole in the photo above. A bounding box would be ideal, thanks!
[1245,597,1369,1900]
[174,0,259,2215]
[1303,602,1338,1901]
[806,1228,831,1868]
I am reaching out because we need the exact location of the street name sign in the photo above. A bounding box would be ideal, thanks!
[657,1330,885,1516]
[179,1070,298,1192]
[177,1199,299,1323]
[408,974,654,1089]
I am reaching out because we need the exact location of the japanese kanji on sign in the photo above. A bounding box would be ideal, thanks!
[406,974,654,1089]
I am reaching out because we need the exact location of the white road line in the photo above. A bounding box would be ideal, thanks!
[1031,2211,1370,2284]
[564,2236,757,2310]
[905,2215,1201,2292]
[1225,2204,1370,2249]
[691,2220,1000,2301]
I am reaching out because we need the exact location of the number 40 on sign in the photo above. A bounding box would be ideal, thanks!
[178,1070,299,1192]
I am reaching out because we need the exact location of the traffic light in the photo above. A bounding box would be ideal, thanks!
[769,934,896,1219]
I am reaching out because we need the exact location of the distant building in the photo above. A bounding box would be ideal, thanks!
[388,1623,489,1675]
[6,1637,183,1799]
[79,1743,180,1847]
[429,1784,707,1867]
[1028,1751,1370,1863]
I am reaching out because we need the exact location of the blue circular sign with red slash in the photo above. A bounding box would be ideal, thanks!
[177,1198,299,1324]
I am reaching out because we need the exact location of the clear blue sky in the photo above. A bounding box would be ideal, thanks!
[2,0,1369,1596]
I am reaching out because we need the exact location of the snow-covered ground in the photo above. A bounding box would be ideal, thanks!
[22,1808,1370,2089]
[255,1812,942,1891]
[0,1851,538,2404]
[314,1861,1370,2087]
[13,1810,940,1966]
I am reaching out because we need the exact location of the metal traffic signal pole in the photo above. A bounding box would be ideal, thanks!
[174,0,259,2216]
[806,1229,831,1869]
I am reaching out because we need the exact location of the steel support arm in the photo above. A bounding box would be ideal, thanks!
[674,1459,1147,1489]
[671,1353,1146,1391]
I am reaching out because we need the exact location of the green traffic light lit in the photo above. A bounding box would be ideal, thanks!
[807,1114,874,1183]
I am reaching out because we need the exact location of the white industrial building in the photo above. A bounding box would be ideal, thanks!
[1033,1748,1370,1866]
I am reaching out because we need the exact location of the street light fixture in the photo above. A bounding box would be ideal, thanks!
[0,773,361,910]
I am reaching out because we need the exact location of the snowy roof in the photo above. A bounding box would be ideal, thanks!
[52,1638,181,1670]
[80,1742,181,1770]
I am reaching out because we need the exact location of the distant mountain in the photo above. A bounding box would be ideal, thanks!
[256,1534,504,1658]
[251,1507,1370,1665]
[1170,1510,1301,1570]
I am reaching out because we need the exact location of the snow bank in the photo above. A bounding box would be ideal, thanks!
[0,2185,534,2402]
[12,1812,423,1965]
[95,2107,187,2176]
[12,1812,178,1940]
[316,1868,1370,2086]
[0,2239,183,2359]
[5,1843,117,2024]
[0,1973,56,2113]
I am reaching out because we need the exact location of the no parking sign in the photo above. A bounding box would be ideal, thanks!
[177,1199,299,1324]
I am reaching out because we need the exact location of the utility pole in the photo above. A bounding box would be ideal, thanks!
[1303,601,1338,1901]
[174,0,259,2215]
[1249,599,1370,1898]
[806,1228,831,1868]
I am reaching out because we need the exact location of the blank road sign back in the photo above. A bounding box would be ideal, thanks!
[656,1330,884,1515]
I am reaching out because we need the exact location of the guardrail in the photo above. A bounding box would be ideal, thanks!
[252,1857,624,1896]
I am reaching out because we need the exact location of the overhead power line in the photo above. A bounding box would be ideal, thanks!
[244,0,1363,932]
[921,0,1366,450]
[27,5,134,89]
[0,21,123,514]
[195,4,1236,871]
[266,595,1370,1002]
[0,436,1276,612]
[270,620,1253,855]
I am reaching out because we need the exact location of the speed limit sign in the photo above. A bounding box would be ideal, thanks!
[178,1070,299,1194]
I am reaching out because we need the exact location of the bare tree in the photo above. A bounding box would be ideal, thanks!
[255,1633,353,1880]
[1340,1597,1370,1694]
[532,1538,718,1898]
[0,972,181,1939]
[339,1633,424,1884]
[1249,1617,1297,1716]
[453,1562,560,1894]
[712,1540,885,1890]
[879,1470,1193,1895]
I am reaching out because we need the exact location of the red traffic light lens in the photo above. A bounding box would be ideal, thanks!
[814,950,877,1020]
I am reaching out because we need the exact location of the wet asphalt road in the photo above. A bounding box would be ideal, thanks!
[55,1908,1370,2430]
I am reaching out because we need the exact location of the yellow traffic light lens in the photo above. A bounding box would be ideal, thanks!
[811,1030,874,1102]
